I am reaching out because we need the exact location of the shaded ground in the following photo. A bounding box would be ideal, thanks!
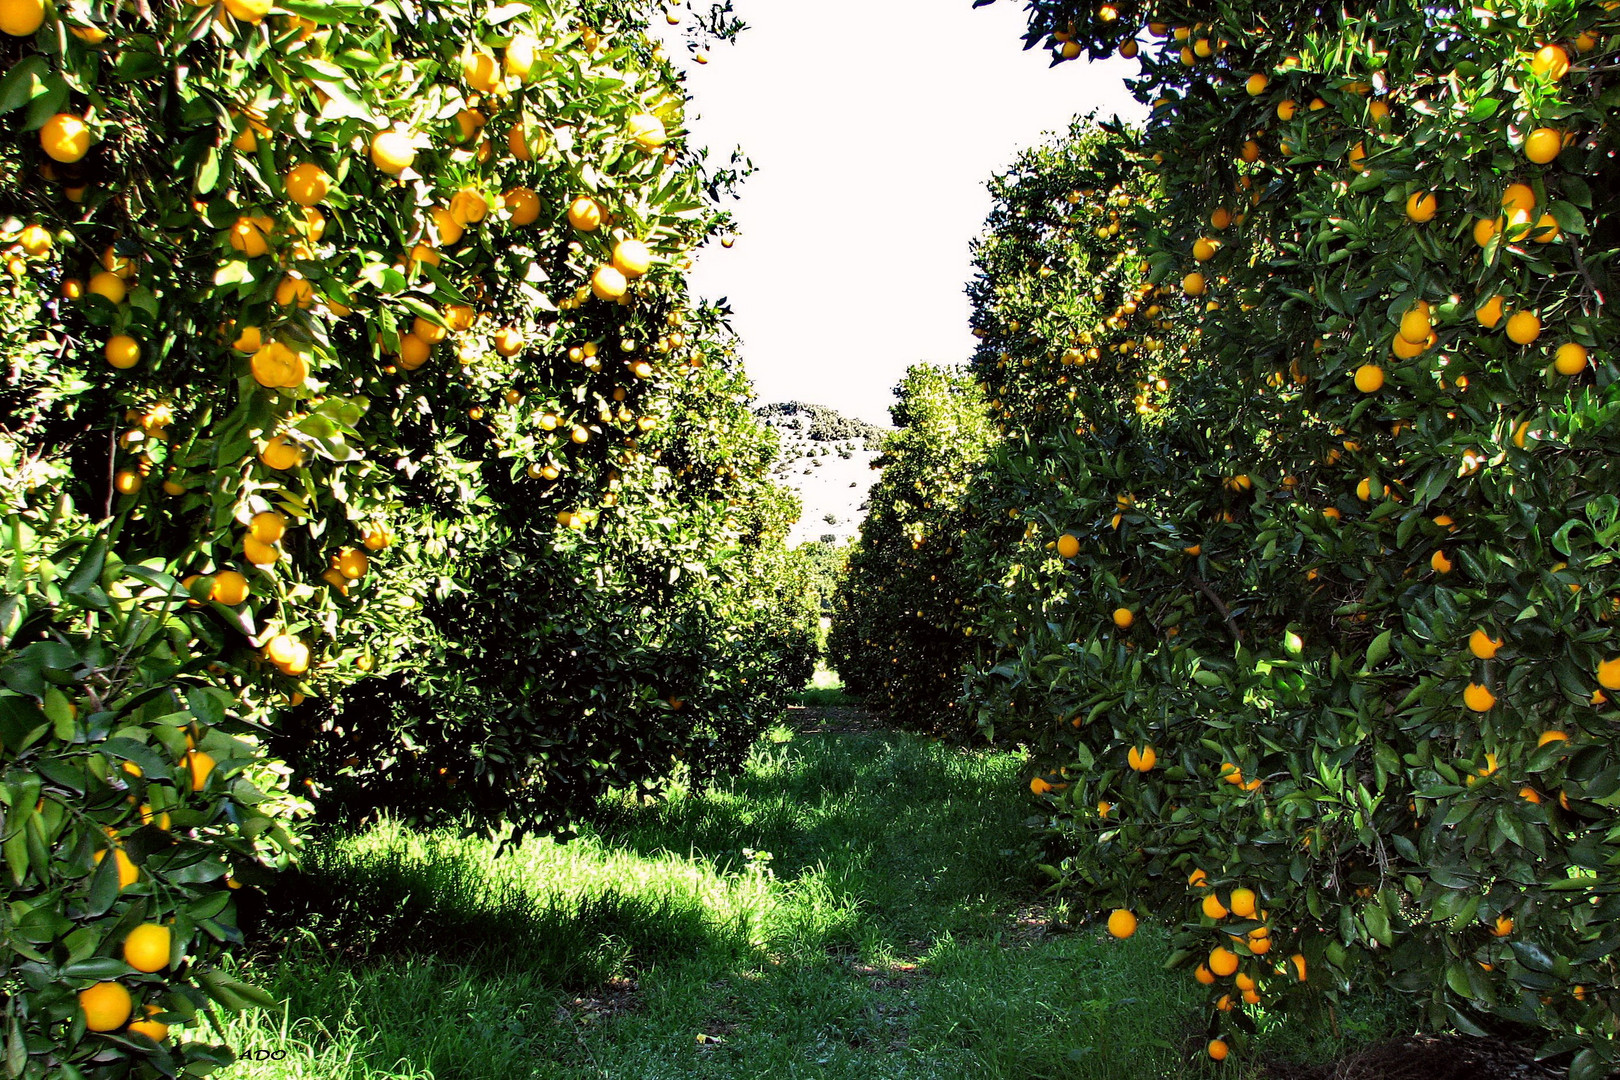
[1263,1034,1566,1080]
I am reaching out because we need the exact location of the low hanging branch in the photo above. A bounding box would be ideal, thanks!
[1190,573,1243,645]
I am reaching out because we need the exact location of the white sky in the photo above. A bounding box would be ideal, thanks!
[657,0,1147,427]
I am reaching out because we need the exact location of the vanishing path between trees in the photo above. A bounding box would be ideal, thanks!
[221,707,1515,1080]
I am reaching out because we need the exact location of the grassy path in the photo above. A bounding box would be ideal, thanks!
[219,712,1392,1079]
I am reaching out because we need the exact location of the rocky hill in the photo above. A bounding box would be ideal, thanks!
[758,402,888,548]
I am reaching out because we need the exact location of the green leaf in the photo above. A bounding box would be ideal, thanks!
[0,55,49,115]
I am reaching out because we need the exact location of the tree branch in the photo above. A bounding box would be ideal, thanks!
[1190,573,1243,645]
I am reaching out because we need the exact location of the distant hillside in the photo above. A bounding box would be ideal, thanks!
[757,402,889,548]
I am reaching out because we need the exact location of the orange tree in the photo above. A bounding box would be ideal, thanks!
[0,0,807,1075]
[827,363,991,734]
[962,0,1620,1072]
[277,327,820,832]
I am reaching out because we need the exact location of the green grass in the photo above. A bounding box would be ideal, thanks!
[213,726,1412,1079]
[795,661,855,706]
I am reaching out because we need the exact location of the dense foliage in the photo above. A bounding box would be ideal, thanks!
[828,365,992,734]
[945,0,1620,1072]
[0,0,810,1074]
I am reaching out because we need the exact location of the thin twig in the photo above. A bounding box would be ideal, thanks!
[1189,573,1243,645]
[102,427,117,520]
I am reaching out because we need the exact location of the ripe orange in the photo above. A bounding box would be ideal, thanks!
[78,982,132,1031]
[370,129,416,174]
[1208,1040,1229,1061]
[1194,964,1215,984]
[1505,310,1542,345]
[612,238,652,278]
[1473,216,1498,246]
[1404,191,1436,223]
[1202,893,1228,919]
[1106,909,1137,938]
[228,214,273,257]
[128,1005,169,1043]
[88,270,126,304]
[284,162,330,206]
[0,0,44,36]
[248,511,286,544]
[508,122,538,161]
[449,187,489,226]
[1501,183,1536,215]
[242,535,279,566]
[592,264,628,301]
[185,749,216,790]
[1537,730,1569,747]
[1245,72,1268,96]
[1056,533,1080,558]
[222,0,271,23]
[1290,952,1307,981]
[1463,682,1496,712]
[1182,271,1206,296]
[1596,657,1620,691]
[1531,45,1569,82]
[505,187,541,226]
[259,435,303,471]
[41,113,91,162]
[462,48,500,92]
[1208,946,1239,977]
[1468,630,1501,659]
[1112,607,1134,629]
[1192,237,1217,261]
[106,334,141,369]
[1523,127,1562,164]
[505,34,537,78]
[627,112,667,150]
[1430,550,1454,574]
[334,547,369,579]
[1127,745,1156,771]
[1353,364,1383,393]
[1553,342,1587,375]
[1491,914,1514,937]
[1229,887,1256,918]
[18,223,50,255]
[211,570,249,606]
[568,196,604,231]
[123,923,171,973]
[1475,294,1504,328]
[1398,302,1431,345]
[1188,868,1208,888]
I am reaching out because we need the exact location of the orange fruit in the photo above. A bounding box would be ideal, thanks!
[612,238,652,278]
[1491,914,1514,937]
[1202,893,1229,919]
[1537,730,1569,747]
[1194,964,1215,984]
[128,1005,169,1043]
[1056,533,1080,558]
[1463,682,1496,711]
[1523,127,1562,164]
[1398,302,1431,345]
[248,511,286,544]
[1245,72,1268,96]
[1127,745,1156,771]
[1209,946,1239,977]
[462,48,500,92]
[1208,1040,1229,1061]
[41,113,91,162]
[568,196,604,231]
[122,924,171,973]
[505,187,541,226]
[1290,953,1307,981]
[105,334,140,369]
[78,982,132,1031]
[1553,342,1588,375]
[334,547,369,579]
[1188,868,1208,888]
[1106,909,1137,938]
[1112,607,1134,629]
[1404,191,1436,223]
[627,112,667,150]
[1531,45,1569,82]
[284,162,330,206]
[591,264,628,301]
[1468,630,1500,659]
[494,327,525,356]
[0,0,44,36]
[211,570,249,606]
[1596,657,1620,691]
[1505,310,1542,345]
[88,270,126,304]
[1353,364,1383,393]
[222,0,270,23]
[185,749,215,790]
[242,535,279,566]
[1229,887,1257,918]
[1431,550,1454,574]
[259,435,303,471]
[370,129,416,174]
[1182,271,1206,296]
[1475,294,1504,328]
